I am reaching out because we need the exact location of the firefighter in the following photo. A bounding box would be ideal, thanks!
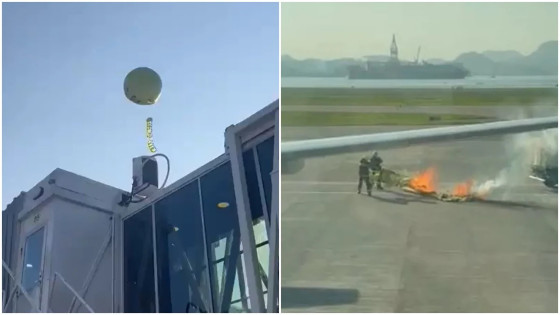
[369,151,384,190]
[358,158,372,196]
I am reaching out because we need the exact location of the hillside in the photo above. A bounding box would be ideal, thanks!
[482,50,524,62]
[281,55,362,77]
[454,52,496,76]
[282,41,558,77]
[455,41,558,76]
[522,41,558,74]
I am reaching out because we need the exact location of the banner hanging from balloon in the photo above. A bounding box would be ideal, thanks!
[146,117,157,153]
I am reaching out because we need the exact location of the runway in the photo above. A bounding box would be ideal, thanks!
[282,105,558,119]
[281,125,558,313]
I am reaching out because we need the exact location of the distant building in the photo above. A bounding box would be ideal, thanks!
[2,100,279,313]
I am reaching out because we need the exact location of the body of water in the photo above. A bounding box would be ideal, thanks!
[282,75,558,89]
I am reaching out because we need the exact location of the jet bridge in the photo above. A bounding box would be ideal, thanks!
[2,100,279,313]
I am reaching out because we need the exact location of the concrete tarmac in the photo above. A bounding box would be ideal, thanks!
[281,125,558,313]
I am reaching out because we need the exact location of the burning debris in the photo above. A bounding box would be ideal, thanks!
[375,167,487,202]
[452,179,473,197]
[408,167,437,194]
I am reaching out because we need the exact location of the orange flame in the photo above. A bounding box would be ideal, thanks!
[408,167,437,194]
[452,180,473,197]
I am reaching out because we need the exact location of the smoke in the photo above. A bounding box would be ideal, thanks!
[472,106,558,199]
[473,169,507,196]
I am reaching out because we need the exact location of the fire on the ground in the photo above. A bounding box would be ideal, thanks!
[372,167,486,202]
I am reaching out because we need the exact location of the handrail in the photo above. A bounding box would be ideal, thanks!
[52,272,95,313]
[2,260,41,312]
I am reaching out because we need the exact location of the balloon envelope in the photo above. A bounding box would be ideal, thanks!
[124,67,162,105]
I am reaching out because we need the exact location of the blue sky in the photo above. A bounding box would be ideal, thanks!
[2,2,279,208]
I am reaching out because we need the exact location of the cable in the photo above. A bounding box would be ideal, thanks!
[120,153,171,207]
[129,196,148,203]
[143,153,170,189]
[132,182,150,195]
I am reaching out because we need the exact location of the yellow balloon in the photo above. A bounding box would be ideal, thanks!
[124,67,162,105]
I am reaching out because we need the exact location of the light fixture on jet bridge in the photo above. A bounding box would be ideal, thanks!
[217,202,230,209]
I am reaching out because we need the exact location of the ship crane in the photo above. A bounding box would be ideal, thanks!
[415,46,421,64]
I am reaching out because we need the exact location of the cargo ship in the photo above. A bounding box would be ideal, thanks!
[348,35,470,80]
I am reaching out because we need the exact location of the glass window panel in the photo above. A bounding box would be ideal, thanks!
[211,237,228,263]
[253,219,269,288]
[256,136,275,220]
[234,253,250,311]
[123,207,156,313]
[253,219,268,245]
[155,181,211,313]
[200,162,245,312]
[256,243,269,280]
[21,228,44,292]
[254,219,269,308]
[230,265,241,302]
[242,149,264,220]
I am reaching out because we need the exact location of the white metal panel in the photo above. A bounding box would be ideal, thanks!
[150,205,159,313]
[197,178,215,313]
[47,198,113,313]
[228,100,278,142]
[226,128,266,312]
[267,109,279,313]
[18,169,124,221]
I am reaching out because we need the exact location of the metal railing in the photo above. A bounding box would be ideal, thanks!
[2,260,95,313]
[47,272,95,313]
[2,260,41,313]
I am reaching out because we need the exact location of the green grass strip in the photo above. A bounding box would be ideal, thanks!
[282,87,558,107]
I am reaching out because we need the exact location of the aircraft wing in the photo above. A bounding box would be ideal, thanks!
[282,116,558,160]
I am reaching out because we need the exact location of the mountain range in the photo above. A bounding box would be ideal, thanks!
[282,41,558,77]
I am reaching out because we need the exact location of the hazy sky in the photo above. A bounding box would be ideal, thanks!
[282,2,558,60]
[3,2,279,208]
